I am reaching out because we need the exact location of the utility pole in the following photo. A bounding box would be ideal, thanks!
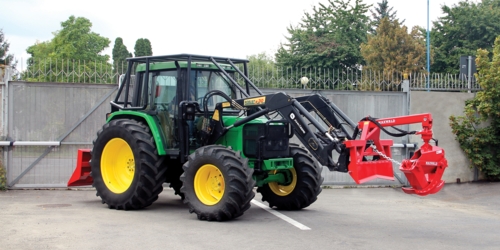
[426,0,430,91]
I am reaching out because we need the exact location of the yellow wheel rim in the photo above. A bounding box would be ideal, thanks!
[194,164,225,205]
[269,168,297,196]
[101,138,135,194]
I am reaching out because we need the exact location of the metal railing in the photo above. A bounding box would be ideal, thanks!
[16,59,481,92]
[244,67,481,92]
[19,58,116,84]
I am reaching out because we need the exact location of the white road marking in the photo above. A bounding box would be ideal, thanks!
[251,200,311,230]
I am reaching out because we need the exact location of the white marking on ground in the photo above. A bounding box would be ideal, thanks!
[251,200,311,230]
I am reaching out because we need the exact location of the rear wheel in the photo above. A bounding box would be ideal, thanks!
[90,119,166,210]
[257,144,323,210]
[165,159,184,199]
[180,145,255,221]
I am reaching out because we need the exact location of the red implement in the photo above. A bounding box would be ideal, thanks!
[344,113,448,196]
[67,149,93,187]
[344,139,394,184]
[400,145,447,196]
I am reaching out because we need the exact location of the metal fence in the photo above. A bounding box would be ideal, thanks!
[19,59,116,84]
[247,66,481,92]
[17,59,481,91]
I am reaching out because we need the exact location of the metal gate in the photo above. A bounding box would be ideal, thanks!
[4,81,117,188]
[3,82,409,188]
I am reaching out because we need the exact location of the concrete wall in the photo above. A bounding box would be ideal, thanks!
[409,91,476,183]
[1,80,478,187]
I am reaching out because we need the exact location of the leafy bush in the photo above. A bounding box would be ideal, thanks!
[0,160,6,190]
[449,36,500,180]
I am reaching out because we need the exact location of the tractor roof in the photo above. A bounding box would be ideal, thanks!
[131,54,248,73]
[135,61,237,72]
[128,54,249,64]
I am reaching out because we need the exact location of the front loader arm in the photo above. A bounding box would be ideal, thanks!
[202,92,448,196]
[295,94,357,140]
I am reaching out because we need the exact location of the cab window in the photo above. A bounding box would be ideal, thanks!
[191,70,236,111]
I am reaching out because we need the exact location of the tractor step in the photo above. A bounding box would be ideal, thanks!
[67,149,93,187]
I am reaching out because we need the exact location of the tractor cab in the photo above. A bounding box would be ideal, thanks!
[111,55,252,155]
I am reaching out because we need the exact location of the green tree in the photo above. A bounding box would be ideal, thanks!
[246,52,278,88]
[361,17,427,74]
[275,0,371,70]
[134,38,153,57]
[112,37,131,74]
[247,52,275,71]
[45,16,110,62]
[0,28,17,68]
[24,16,112,83]
[449,36,500,180]
[432,0,500,73]
[369,0,404,34]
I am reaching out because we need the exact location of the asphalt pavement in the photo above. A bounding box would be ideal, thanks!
[1,182,499,250]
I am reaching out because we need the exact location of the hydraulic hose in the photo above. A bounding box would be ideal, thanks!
[353,116,417,138]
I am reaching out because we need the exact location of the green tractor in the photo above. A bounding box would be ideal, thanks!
[68,54,448,221]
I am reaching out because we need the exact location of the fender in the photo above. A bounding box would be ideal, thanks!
[107,110,168,155]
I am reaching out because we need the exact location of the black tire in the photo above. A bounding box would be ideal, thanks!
[90,119,166,210]
[164,159,184,200]
[180,145,255,221]
[257,143,323,210]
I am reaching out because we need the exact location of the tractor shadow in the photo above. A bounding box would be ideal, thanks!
[146,188,187,211]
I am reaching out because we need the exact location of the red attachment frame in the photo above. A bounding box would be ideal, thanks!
[343,113,448,196]
[67,149,93,187]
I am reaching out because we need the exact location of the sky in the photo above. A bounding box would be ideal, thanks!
[1,0,465,70]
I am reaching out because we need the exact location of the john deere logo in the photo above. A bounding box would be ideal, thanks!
[244,97,266,106]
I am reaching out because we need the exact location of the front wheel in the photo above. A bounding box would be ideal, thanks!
[180,145,255,221]
[257,144,323,210]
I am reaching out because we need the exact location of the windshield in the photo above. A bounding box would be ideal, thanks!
[191,70,237,110]
[129,66,240,113]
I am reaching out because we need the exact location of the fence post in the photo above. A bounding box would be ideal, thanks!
[1,66,12,188]
[402,73,410,93]
[467,56,472,93]
[1,65,12,137]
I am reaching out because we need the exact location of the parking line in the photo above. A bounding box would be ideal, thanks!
[251,200,311,230]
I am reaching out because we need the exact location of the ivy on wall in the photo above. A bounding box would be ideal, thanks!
[449,36,500,180]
